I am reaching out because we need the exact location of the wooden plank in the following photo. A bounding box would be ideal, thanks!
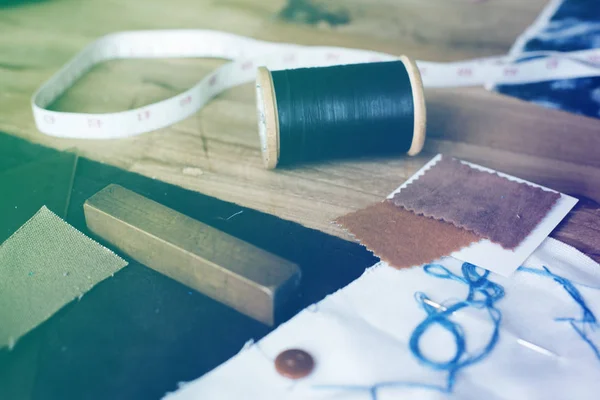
[282,0,551,53]
[553,199,600,264]
[3,0,598,259]
[6,75,599,239]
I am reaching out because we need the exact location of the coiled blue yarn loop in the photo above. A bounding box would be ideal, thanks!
[410,263,504,392]
[315,263,600,399]
[315,262,505,398]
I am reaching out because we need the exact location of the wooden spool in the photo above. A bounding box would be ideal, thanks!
[255,55,427,169]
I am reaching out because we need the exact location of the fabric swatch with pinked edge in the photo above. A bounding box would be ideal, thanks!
[335,200,481,270]
[391,156,561,250]
[0,206,128,349]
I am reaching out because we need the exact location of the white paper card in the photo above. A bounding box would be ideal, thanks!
[387,154,578,276]
[164,238,600,400]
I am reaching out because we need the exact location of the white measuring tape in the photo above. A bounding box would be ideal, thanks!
[31,30,600,140]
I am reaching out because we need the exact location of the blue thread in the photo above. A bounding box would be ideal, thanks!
[314,262,505,399]
[518,265,600,360]
[410,263,504,391]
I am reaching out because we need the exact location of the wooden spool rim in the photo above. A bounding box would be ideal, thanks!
[256,67,280,169]
[255,57,427,169]
[399,55,427,156]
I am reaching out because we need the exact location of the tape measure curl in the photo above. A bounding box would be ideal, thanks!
[30,30,600,167]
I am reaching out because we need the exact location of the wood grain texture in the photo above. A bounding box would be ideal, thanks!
[1,0,599,260]
[282,0,550,52]
[553,199,600,264]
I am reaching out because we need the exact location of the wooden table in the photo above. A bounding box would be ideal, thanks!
[1,0,599,259]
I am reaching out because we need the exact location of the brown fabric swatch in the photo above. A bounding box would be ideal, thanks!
[392,156,561,249]
[336,200,481,269]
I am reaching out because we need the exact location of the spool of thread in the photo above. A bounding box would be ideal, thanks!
[255,56,426,169]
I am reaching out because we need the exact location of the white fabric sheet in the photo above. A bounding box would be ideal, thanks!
[164,238,600,400]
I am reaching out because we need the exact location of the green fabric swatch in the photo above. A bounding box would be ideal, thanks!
[0,206,128,349]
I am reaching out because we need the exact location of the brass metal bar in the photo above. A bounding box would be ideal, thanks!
[84,184,301,325]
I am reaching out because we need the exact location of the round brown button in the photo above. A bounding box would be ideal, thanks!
[274,349,315,379]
